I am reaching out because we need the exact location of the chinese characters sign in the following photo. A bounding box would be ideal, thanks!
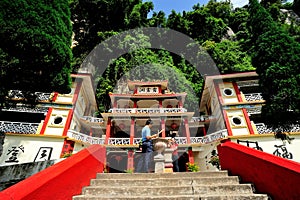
[5,145,25,163]
[137,86,159,94]
[34,147,53,162]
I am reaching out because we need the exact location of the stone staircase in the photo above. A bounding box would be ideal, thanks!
[73,171,269,200]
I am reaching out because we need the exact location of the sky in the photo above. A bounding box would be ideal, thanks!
[144,0,249,16]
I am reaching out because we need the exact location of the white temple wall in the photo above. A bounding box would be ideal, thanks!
[0,134,65,166]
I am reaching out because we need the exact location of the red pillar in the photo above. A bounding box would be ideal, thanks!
[188,147,194,164]
[223,110,233,136]
[130,118,135,144]
[40,107,53,135]
[127,150,134,171]
[161,118,166,138]
[242,108,255,135]
[202,127,207,136]
[62,109,74,136]
[159,100,162,108]
[105,118,112,144]
[184,118,191,144]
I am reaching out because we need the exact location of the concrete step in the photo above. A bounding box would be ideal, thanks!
[96,171,230,179]
[73,194,269,200]
[81,184,255,196]
[90,176,240,187]
[73,171,269,200]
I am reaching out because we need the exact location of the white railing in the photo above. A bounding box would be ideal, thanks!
[244,93,264,101]
[67,130,105,145]
[189,129,228,144]
[81,116,104,123]
[109,108,187,114]
[191,116,213,122]
[0,121,39,134]
[67,129,228,146]
[108,138,130,145]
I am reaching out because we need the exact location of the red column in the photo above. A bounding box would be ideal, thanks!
[130,118,135,144]
[158,86,162,94]
[62,109,74,136]
[40,107,53,135]
[105,118,112,144]
[161,118,166,138]
[51,92,59,102]
[188,148,194,164]
[202,127,207,136]
[159,100,162,108]
[242,108,255,135]
[184,118,191,144]
[233,82,243,102]
[214,81,224,104]
[127,150,134,171]
[223,110,233,136]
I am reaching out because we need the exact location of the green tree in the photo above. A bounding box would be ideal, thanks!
[166,10,189,35]
[184,4,228,43]
[0,0,72,98]
[149,11,166,27]
[249,0,300,129]
[203,40,254,73]
[70,0,153,69]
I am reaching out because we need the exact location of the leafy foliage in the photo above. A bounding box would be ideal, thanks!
[0,0,72,95]
[248,0,300,129]
[1,0,300,127]
[203,40,254,73]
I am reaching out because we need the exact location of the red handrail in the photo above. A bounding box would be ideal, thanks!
[218,140,300,200]
[0,144,106,200]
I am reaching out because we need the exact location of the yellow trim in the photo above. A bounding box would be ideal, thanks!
[223,101,265,106]
[47,125,65,128]
[66,137,91,146]
[57,94,73,97]
[231,125,248,129]
[51,113,68,117]
[5,133,67,139]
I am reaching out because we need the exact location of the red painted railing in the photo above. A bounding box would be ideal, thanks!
[0,144,106,200]
[217,140,300,200]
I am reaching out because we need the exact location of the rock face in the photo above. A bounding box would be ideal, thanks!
[73,171,269,200]
[0,160,55,191]
[280,9,300,25]
[222,27,236,41]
